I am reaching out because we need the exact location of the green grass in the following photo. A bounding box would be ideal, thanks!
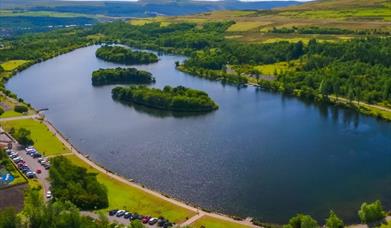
[190,215,252,228]
[1,119,71,156]
[0,60,30,71]
[66,155,196,223]
[0,10,91,18]
[254,59,302,75]
[227,21,269,32]
[0,110,23,118]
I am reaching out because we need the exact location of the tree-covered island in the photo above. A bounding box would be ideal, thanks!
[112,85,219,112]
[95,46,158,65]
[91,67,155,86]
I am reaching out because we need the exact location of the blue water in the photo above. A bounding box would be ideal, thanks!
[6,45,391,223]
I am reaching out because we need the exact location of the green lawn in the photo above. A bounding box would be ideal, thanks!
[0,60,30,71]
[1,119,71,156]
[190,215,252,228]
[66,155,196,224]
[0,110,23,118]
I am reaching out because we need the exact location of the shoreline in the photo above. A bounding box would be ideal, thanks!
[39,116,258,227]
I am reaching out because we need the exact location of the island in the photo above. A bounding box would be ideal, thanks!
[95,46,158,65]
[91,67,155,86]
[112,85,219,112]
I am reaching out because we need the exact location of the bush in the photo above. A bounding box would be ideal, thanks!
[283,214,319,228]
[358,200,386,224]
[325,210,344,228]
[0,106,4,115]
[14,105,28,113]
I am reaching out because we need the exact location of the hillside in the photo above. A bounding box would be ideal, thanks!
[130,0,391,43]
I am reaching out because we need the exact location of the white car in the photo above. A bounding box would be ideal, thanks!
[46,191,52,199]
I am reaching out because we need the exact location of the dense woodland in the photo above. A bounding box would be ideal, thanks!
[92,21,391,108]
[49,156,108,210]
[95,46,158,65]
[0,20,390,112]
[112,85,218,112]
[92,67,155,86]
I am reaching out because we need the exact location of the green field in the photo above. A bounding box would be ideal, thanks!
[1,119,71,156]
[190,215,252,228]
[0,60,30,71]
[66,155,196,223]
[0,110,23,118]
[254,59,302,75]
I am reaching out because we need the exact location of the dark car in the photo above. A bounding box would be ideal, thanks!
[124,212,132,219]
[108,210,118,216]
[32,153,42,158]
[157,219,166,227]
[163,222,173,228]
[131,213,141,220]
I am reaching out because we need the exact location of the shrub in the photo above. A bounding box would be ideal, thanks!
[325,210,344,228]
[358,200,386,224]
[0,106,4,115]
[14,105,28,113]
[283,214,319,228]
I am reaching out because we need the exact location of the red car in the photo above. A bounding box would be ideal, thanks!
[36,169,42,174]
[142,216,151,224]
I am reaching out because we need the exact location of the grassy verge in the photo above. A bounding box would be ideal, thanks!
[0,60,30,71]
[0,110,23,118]
[0,119,71,156]
[66,155,196,223]
[190,215,252,228]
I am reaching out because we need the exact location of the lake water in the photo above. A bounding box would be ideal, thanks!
[6,45,391,223]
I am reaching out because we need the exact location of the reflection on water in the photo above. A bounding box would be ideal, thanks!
[6,45,391,224]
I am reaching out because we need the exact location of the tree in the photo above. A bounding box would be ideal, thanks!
[13,128,34,147]
[283,214,319,228]
[0,207,20,228]
[358,200,386,224]
[325,210,344,228]
[14,105,28,113]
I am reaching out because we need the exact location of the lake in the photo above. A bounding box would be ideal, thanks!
[6,45,391,223]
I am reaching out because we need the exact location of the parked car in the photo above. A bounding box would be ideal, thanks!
[148,218,158,225]
[26,171,35,179]
[131,213,141,220]
[32,153,42,158]
[46,191,52,199]
[163,222,173,228]
[36,169,42,174]
[42,163,51,170]
[142,216,151,224]
[13,157,22,163]
[116,210,126,217]
[157,219,166,227]
[108,210,118,216]
[124,212,132,219]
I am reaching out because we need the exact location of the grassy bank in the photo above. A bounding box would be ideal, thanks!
[190,215,252,228]
[0,119,71,156]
